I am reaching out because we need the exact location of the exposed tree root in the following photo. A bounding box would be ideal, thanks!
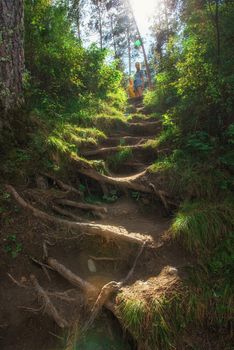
[52,205,82,222]
[89,255,120,261]
[42,172,82,197]
[82,281,120,333]
[81,143,152,157]
[56,199,107,218]
[30,274,69,328]
[35,175,48,190]
[82,242,145,333]
[6,185,151,245]
[47,257,96,294]
[77,167,154,194]
[102,136,151,147]
[76,165,173,208]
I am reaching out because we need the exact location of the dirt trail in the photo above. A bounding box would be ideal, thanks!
[0,100,187,350]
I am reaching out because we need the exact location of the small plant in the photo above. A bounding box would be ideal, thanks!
[102,190,118,203]
[79,183,86,193]
[107,147,133,170]
[131,191,140,201]
[4,235,23,258]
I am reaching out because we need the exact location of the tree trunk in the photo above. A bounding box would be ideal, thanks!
[97,2,103,49]
[127,27,131,76]
[215,0,220,66]
[0,0,24,125]
[126,0,152,88]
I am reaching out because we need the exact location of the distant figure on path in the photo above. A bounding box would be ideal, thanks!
[128,78,135,98]
[134,62,144,97]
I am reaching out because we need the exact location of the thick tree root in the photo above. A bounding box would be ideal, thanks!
[30,274,69,328]
[6,185,151,245]
[81,143,152,157]
[56,199,107,218]
[52,205,82,222]
[42,172,82,197]
[102,136,151,147]
[77,167,154,194]
[47,257,96,294]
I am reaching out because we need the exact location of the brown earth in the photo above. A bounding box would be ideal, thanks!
[0,101,191,350]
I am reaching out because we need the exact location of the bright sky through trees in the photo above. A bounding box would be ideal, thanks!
[130,0,159,36]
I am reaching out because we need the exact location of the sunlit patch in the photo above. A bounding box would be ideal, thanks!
[130,0,160,34]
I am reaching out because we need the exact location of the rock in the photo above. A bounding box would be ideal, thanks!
[88,259,97,273]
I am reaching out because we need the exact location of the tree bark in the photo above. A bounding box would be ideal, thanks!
[0,0,24,123]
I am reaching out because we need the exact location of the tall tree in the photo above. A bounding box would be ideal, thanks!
[0,0,24,125]
[89,0,108,49]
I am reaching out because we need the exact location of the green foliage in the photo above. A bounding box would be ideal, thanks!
[171,200,234,255]
[3,235,23,258]
[24,0,123,99]
[131,191,140,201]
[117,290,187,350]
[102,190,119,203]
[0,0,126,177]
[107,147,133,170]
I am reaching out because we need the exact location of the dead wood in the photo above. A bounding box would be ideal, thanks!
[30,274,69,328]
[42,172,82,197]
[6,185,151,245]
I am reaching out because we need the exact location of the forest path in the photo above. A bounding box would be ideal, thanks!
[0,98,188,350]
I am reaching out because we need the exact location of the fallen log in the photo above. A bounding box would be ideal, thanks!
[6,185,150,245]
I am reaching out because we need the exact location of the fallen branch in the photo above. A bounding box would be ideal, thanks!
[30,274,69,328]
[6,185,150,245]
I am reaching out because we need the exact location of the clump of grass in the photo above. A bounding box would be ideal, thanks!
[48,123,106,151]
[171,199,234,254]
[117,287,186,350]
[93,113,127,134]
[118,298,146,339]
[107,147,133,170]
[127,113,147,122]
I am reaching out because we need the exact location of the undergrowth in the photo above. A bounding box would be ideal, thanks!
[107,147,133,170]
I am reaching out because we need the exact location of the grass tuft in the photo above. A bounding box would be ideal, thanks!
[171,199,234,254]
